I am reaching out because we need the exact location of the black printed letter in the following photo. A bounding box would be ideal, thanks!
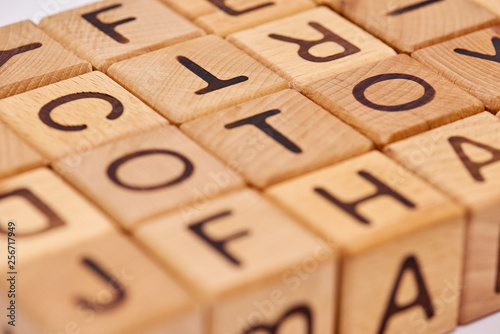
[78,257,126,311]
[0,189,64,236]
[448,136,500,182]
[208,0,274,16]
[387,0,444,16]
[496,227,500,293]
[455,37,500,64]
[244,305,313,334]
[39,92,123,131]
[378,256,434,334]
[107,149,194,191]
[225,109,302,153]
[314,171,415,224]
[353,73,436,111]
[269,22,360,63]
[177,56,248,95]
[188,211,249,266]
[82,4,136,43]
[0,43,42,68]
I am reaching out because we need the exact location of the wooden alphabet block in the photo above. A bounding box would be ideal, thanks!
[323,0,499,53]
[3,233,202,334]
[384,112,500,324]
[0,121,45,180]
[303,54,484,147]
[53,126,244,229]
[181,89,373,188]
[160,0,315,37]
[227,7,396,89]
[0,20,91,99]
[39,0,204,71]
[413,25,500,112]
[266,151,465,334]
[108,35,288,124]
[0,168,114,268]
[135,189,336,334]
[0,71,168,161]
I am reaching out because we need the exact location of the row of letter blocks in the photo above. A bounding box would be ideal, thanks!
[2,0,500,333]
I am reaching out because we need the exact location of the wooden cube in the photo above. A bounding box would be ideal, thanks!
[384,112,500,324]
[0,168,114,267]
[1,233,202,334]
[266,151,465,334]
[0,71,167,161]
[413,25,500,112]
[52,126,244,229]
[39,0,204,71]
[0,121,45,180]
[161,0,315,37]
[108,35,288,124]
[323,0,498,53]
[227,7,396,89]
[303,54,484,147]
[181,89,373,188]
[134,189,336,334]
[0,20,91,99]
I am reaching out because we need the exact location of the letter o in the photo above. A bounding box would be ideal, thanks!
[107,149,194,191]
[352,73,436,112]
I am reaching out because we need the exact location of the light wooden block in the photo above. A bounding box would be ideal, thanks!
[266,151,465,334]
[324,0,499,53]
[3,233,202,334]
[53,126,244,229]
[181,89,373,188]
[413,25,500,112]
[0,168,114,268]
[135,189,336,334]
[0,71,167,161]
[303,54,484,147]
[0,121,45,180]
[472,0,500,16]
[39,0,204,71]
[161,0,315,37]
[108,35,288,124]
[0,20,91,99]
[384,112,500,324]
[227,7,396,89]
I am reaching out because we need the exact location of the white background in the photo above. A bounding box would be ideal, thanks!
[1,0,500,333]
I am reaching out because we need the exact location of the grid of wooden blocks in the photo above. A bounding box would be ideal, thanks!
[1,0,500,333]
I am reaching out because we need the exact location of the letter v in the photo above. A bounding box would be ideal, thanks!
[454,37,500,64]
